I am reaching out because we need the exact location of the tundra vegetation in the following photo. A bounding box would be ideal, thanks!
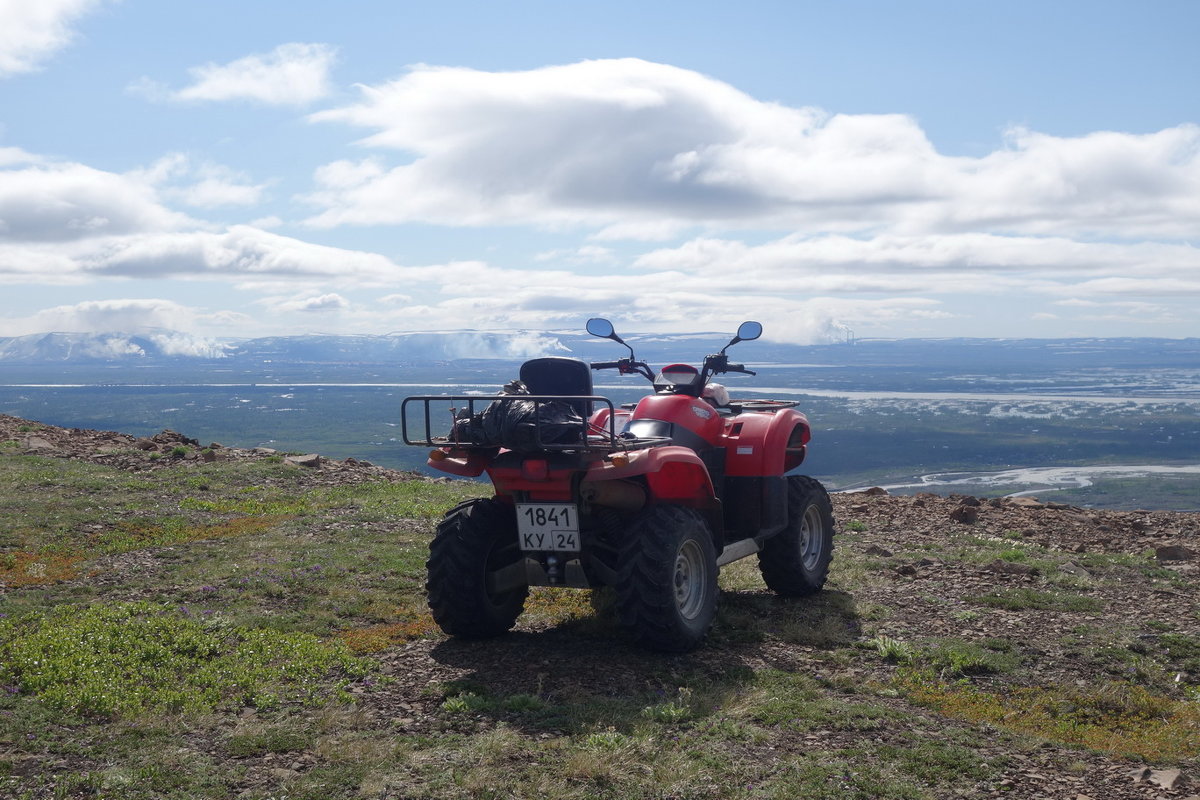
[1,421,1198,798]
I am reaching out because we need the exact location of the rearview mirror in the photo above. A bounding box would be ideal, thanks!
[736,321,763,342]
[586,318,615,338]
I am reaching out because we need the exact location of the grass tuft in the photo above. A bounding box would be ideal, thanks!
[967,587,1103,612]
[900,675,1200,760]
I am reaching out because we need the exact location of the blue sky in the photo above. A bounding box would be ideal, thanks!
[1,0,1197,344]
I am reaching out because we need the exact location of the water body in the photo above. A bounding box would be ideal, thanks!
[870,464,1200,497]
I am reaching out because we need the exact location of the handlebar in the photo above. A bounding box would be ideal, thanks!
[591,358,655,381]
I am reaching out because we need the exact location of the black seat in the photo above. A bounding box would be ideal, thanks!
[519,357,593,417]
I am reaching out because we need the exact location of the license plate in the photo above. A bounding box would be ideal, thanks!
[516,503,580,552]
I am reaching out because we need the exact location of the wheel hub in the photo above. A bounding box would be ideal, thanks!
[799,505,824,570]
[673,539,707,619]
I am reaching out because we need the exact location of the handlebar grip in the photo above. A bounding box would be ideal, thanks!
[727,363,757,376]
[590,361,620,370]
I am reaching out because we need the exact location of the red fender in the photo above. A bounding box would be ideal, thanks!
[586,446,717,509]
[723,409,811,477]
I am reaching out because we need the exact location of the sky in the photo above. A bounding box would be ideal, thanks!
[0,0,1197,344]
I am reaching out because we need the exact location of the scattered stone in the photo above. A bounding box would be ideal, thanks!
[271,768,300,781]
[863,486,888,496]
[865,545,893,557]
[894,564,918,576]
[153,429,200,446]
[1157,544,1195,562]
[1148,768,1182,790]
[208,442,223,449]
[252,447,277,455]
[133,438,156,450]
[285,453,322,469]
[1008,496,1044,508]
[985,560,1038,576]
[23,436,56,451]
[200,449,218,462]
[1058,562,1092,579]
[1129,767,1151,783]
[950,505,979,524]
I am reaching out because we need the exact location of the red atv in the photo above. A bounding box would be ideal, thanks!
[401,319,834,652]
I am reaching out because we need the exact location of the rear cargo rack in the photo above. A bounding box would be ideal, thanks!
[402,394,664,452]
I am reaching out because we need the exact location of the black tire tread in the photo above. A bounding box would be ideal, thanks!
[758,475,834,596]
[426,498,528,638]
[614,504,718,652]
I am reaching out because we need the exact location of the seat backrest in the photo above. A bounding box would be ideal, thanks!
[519,357,593,417]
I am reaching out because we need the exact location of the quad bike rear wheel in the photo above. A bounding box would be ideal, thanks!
[757,475,834,596]
[426,498,528,637]
[614,504,718,652]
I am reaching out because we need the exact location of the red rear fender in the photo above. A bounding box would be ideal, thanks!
[585,446,716,506]
[723,409,811,476]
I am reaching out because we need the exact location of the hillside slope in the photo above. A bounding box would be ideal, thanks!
[1,414,1198,800]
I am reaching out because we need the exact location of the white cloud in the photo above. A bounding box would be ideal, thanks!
[0,298,250,352]
[0,146,41,167]
[10,298,208,334]
[0,151,398,284]
[305,58,1200,240]
[175,174,266,208]
[131,153,268,209]
[0,0,103,78]
[630,233,1200,296]
[534,245,614,263]
[268,292,349,313]
[0,159,193,242]
[168,43,337,106]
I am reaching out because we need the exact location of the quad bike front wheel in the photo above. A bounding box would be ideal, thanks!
[757,475,834,596]
[614,504,718,652]
[426,498,528,638]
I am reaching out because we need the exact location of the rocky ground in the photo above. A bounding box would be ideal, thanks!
[3,413,1200,799]
[0,412,423,486]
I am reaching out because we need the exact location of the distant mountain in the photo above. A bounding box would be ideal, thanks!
[1,329,1197,371]
[0,332,231,362]
[0,330,570,364]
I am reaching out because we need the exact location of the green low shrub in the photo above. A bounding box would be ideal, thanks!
[0,602,370,718]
